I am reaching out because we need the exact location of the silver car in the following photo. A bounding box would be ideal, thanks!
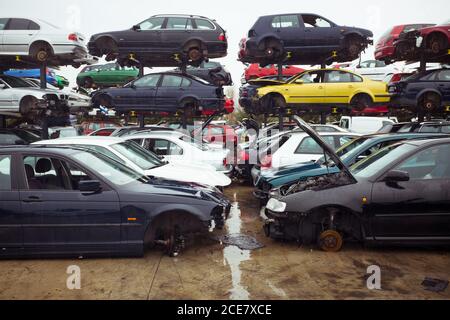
[0,75,69,117]
[0,17,88,66]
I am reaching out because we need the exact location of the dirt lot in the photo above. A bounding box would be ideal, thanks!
[0,184,449,300]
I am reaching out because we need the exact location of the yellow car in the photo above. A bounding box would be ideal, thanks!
[255,69,391,112]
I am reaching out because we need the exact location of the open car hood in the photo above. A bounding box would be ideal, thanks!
[291,116,357,183]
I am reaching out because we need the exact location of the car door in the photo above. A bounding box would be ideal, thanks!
[299,14,340,51]
[270,15,302,49]
[155,75,190,112]
[126,74,160,109]
[0,18,8,52]
[286,71,325,104]
[323,70,355,104]
[19,154,121,253]
[436,69,450,104]
[3,18,40,55]
[0,153,23,253]
[369,143,450,239]
[160,17,193,52]
[129,16,165,53]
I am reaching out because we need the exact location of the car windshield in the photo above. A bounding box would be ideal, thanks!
[179,136,209,151]
[352,143,416,178]
[0,75,33,88]
[72,150,149,186]
[317,137,368,165]
[111,141,163,170]
[12,129,41,143]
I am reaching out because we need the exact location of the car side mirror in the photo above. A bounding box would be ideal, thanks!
[384,170,410,183]
[79,180,102,193]
[132,25,141,31]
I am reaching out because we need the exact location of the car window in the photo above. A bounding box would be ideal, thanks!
[295,136,335,154]
[111,141,162,170]
[145,139,169,156]
[395,144,450,179]
[0,132,23,145]
[420,72,438,81]
[78,145,125,164]
[0,18,8,30]
[169,142,183,155]
[29,21,40,30]
[166,17,191,30]
[6,18,33,30]
[195,19,215,30]
[139,17,165,30]
[0,75,33,88]
[437,70,450,81]
[161,75,183,87]
[324,71,353,83]
[181,78,192,87]
[338,136,354,147]
[296,71,323,84]
[210,127,224,135]
[301,14,332,28]
[0,155,11,190]
[352,144,406,176]
[271,15,300,29]
[133,74,160,87]
[23,156,72,190]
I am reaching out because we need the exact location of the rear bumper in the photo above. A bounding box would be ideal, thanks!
[374,46,395,60]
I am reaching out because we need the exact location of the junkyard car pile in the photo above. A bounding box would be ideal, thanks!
[0,10,449,261]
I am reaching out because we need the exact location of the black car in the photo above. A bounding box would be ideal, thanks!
[239,13,373,66]
[263,116,450,252]
[0,128,41,145]
[0,145,230,258]
[91,72,226,115]
[182,61,232,86]
[239,77,288,114]
[389,68,450,113]
[88,14,228,67]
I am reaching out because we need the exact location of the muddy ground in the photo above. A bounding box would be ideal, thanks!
[0,184,449,300]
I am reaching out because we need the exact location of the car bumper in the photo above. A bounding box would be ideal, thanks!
[374,46,395,60]
[53,44,88,59]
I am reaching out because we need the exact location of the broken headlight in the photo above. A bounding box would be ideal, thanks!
[266,198,287,213]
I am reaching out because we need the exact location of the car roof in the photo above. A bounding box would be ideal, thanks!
[152,14,211,20]
[33,136,125,146]
[0,145,91,155]
[290,131,357,137]
[124,131,186,139]
[403,137,450,146]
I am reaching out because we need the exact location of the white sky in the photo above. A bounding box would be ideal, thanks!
[1,0,449,92]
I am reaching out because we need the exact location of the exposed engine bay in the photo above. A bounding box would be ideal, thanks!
[281,172,355,196]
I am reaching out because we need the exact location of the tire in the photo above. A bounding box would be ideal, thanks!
[344,36,363,59]
[31,43,53,62]
[19,96,38,116]
[264,39,282,59]
[180,98,198,116]
[350,94,372,112]
[97,38,118,58]
[97,94,112,108]
[83,77,94,89]
[420,92,441,112]
[318,230,343,252]
[428,34,448,55]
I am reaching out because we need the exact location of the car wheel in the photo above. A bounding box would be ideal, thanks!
[83,77,94,88]
[97,94,112,108]
[396,42,413,60]
[34,44,53,62]
[264,39,282,59]
[345,36,363,59]
[187,47,202,62]
[429,34,448,54]
[350,94,372,112]
[318,230,343,252]
[19,96,38,116]
[420,93,441,112]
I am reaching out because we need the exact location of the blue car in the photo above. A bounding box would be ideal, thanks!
[254,132,447,204]
[4,68,59,87]
[0,145,230,258]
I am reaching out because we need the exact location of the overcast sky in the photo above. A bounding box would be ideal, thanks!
[1,0,449,92]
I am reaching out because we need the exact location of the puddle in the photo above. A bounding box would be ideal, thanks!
[222,193,251,300]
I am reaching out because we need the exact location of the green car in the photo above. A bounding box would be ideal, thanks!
[55,75,69,89]
[76,63,139,88]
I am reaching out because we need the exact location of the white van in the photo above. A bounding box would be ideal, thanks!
[339,116,398,135]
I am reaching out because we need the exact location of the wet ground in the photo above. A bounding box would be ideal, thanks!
[0,184,449,300]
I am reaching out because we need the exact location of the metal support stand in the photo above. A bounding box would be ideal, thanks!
[278,111,284,131]
[0,115,5,128]
[277,63,283,80]
[320,112,327,125]
[181,111,188,130]
[138,65,144,77]
[39,63,47,89]
[41,117,49,140]
[138,113,145,128]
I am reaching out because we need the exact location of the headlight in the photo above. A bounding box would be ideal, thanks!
[266,198,287,213]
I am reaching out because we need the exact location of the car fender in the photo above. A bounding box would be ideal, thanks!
[257,34,283,48]
[348,89,376,104]
[181,37,207,50]
[27,37,56,54]
[147,203,212,224]
[178,94,201,105]
[416,88,442,101]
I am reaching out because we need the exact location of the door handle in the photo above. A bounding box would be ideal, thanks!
[23,196,42,203]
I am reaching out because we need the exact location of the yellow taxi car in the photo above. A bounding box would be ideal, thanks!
[254,68,391,112]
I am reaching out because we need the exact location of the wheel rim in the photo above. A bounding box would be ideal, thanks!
[319,230,343,252]
[188,49,201,61]
[430,39,441,54]
[265,48,274,57]
[37,50,48,61]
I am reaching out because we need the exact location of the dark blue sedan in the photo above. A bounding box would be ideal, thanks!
[91,72,226,115]
[0,146,230,258]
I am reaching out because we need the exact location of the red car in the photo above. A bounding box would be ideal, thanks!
[375,24,435,63]
[244,64,304,81]
[81,121,121,135]
[195,124,238,147]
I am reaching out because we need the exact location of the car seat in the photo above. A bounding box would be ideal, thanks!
[24,164,44,189]
[35,158,63,189]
